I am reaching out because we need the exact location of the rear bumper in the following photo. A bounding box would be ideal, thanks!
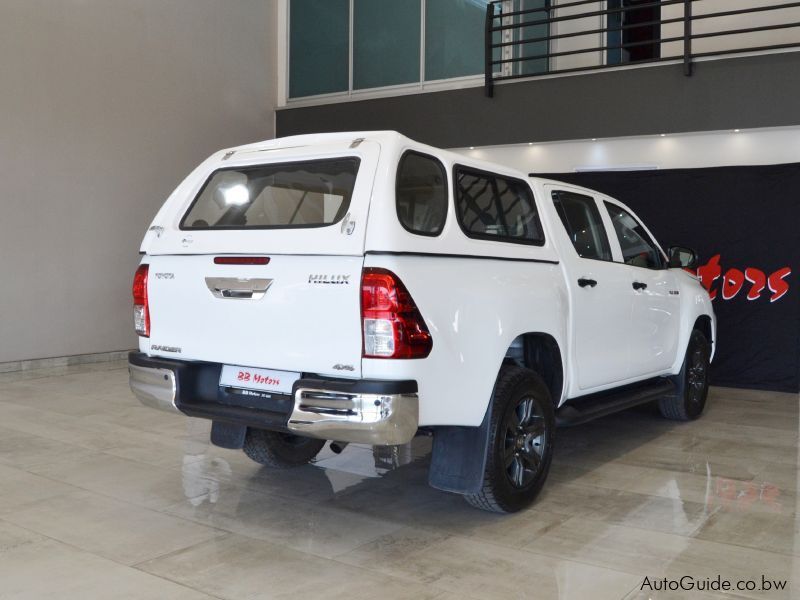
[128,352,418,445]
[289,384,418,445]
[129,361,179,413]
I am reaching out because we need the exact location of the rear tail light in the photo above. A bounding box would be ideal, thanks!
[132,264,150,337]
[361,268,432,359]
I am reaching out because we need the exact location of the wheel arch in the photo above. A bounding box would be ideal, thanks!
[504,332,565,406]
[672,272,717,372]
[694,314,713,345]
[672,309,716,374]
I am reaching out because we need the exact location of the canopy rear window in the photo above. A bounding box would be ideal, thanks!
[180,158,361,230]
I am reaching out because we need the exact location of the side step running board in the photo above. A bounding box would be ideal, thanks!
[556,379,676,427]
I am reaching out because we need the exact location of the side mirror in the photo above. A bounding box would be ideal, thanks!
[667,246,699,269]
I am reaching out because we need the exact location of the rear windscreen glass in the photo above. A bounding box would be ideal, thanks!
[180,158,361,230]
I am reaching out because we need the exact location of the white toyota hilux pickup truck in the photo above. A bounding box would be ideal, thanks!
[129,131,715,513]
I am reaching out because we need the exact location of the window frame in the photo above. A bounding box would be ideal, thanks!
[285,0,546,103]
[453,164,546,247]
[602,199,667,270]
[178,157,362,231]
[550,189,613,263]
[395,149,449,238]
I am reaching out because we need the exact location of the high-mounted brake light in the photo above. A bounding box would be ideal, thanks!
[132,264,150,337]
[361,268,432,359]
[214,256,270,265]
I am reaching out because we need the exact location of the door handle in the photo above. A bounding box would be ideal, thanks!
[205,277,273,300]
[577,277,597,288]
[632,281,648,291]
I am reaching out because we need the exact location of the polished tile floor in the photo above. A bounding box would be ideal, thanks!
[0,361,798,599]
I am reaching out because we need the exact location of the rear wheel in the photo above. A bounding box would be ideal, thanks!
[243,428,326,468]
[465,366,555,513]
[659,329,711,421]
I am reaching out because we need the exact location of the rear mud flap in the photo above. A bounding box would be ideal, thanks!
[428,403,491,495]
[210,421,247,449]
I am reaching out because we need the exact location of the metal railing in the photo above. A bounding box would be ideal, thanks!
[485,0,800,96]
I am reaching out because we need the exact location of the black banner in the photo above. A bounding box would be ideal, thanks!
[539,164,799,392]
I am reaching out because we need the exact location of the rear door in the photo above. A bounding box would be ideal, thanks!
[142,141,381,379]
[547,187,634,390]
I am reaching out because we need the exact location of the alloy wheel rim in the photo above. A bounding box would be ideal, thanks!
[503,396,547,489]
[687,347,708,407]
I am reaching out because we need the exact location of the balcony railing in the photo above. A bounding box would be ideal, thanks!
[484,0,800,96]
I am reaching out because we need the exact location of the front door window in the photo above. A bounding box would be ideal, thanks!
[604,201,665,269]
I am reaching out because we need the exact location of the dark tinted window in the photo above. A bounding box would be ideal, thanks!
[289,0,349,98]
[181,158,359,230]
[604,201,664,269]
[396,151,448,236]
[454,167,544,245]
[607,0,661,65]
[552,191,611,261]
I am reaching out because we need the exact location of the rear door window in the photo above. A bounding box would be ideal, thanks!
[180,158,360,230]
[395,151,448,236]
[551,190,612,261]
[454,166,544,245]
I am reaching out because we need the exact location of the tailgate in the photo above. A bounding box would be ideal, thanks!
[146,254,364,378]
[140,140,381,379]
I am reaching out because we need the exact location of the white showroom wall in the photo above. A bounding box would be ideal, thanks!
[453,126,800,173]
[0,1,279,365]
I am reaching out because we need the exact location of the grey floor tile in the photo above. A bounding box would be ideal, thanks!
[0,463,78,516]
[138,532,444,600]
[0,537,216,600]
[2,489,224,565]
[26,453,201,510]
[163,484,403,559]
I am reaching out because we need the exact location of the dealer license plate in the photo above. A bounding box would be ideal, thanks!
[219,365,300,395]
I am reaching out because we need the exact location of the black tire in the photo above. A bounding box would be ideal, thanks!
[658,329,711,421]
[464,365,555,513]
[242,428,326,468]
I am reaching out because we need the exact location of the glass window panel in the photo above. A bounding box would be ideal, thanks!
[354,0,421,89]
[181,159,360,230]
[289,0,349,98]
[551,191,611,261]
[604,201,664,269]
[396,152,448,236]
[607,0,661,65]
[455,167,545,245]
[425,0,488,81]
[515,0,549,76]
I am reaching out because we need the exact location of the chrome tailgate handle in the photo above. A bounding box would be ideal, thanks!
[205,277,273,300]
